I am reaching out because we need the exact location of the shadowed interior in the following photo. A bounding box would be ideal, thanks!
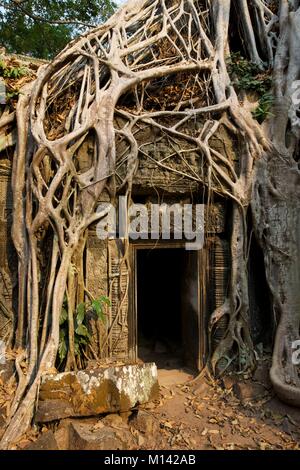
[137,248,186,368]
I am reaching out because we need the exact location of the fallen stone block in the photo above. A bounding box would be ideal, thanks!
[253,363,272,390]
[54,425,70,451]
[36,363,159,422]
[233,380,269,403]
[101,413,128,429]
[119,411,132,424]
[130,410,158,435]
[222,375,237,390]
[54,417,99,450]
[69,421,137,450]
[25,431,59,450]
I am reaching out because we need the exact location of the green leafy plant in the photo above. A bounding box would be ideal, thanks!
[5,90,21,101]
[0,59,29,103]
[58,294,111,365]
[227,52,273,122]
[252,91,274,123]
[0,60,28,79]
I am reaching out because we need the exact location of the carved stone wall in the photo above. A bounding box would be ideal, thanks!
[85,190,229,363]
[86,233,129,361]
[0,162,15,344]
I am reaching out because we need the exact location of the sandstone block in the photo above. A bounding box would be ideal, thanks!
[69,421,137,450]
[36,363,159,422]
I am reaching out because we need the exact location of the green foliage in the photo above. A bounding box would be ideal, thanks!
[0,59,29,103]
[59,303,68,325]
[58,294,111,366]
[252,92,274,123]
[227,52,274,122]
[92,295,111,322]
[0,60,28,79]
[0,0,117,60]
[5,90,21,102]
[58,329,67,362]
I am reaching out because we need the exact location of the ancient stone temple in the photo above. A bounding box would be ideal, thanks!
[0,55,271,377]
[85,137,231,374]
[0,80,232,373]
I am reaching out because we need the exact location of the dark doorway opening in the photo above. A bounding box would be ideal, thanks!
[136,248,186,369]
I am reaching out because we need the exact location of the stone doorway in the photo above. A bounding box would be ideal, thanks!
[129,243,207,385]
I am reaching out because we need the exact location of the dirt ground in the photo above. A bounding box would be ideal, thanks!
[2,354,300,450]
[136,356,300,450]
